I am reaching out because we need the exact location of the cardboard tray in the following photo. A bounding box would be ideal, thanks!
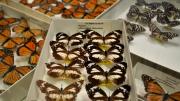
[26,18,137,101]
[0,3,49,101]
[2,0,120,24]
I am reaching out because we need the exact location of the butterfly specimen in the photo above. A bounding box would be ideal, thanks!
[142,74,180,101]
[45,59,83,80]
[0,10,19,27]
[85,43,124,63]
[16,37,40,65]
[86,83,131,101]
[127,5,152,24]
[136,0,161,10]
[12,18,46,39]
[55,30,86,46]
[125,21,146,34]
[86,29,122,49]
[148,23,178,41]
[0,28,25,49]
[85,61,127,86]
[50,41,85,61]
[0,49,32,85]
[36,80,84,101]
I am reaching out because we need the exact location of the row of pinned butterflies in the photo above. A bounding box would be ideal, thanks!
[141,74,180,101]
[35,29,131,101]
[0,10,46,88]
[125,0,179,42]
[20,0,117,19]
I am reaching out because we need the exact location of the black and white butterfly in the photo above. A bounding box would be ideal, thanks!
[36,80,84,101]
[85,83,131,101]
[85,44,124,63]
[127,5,152,24]
[148,23,178,41]
[85,61,127,85]
[86,30,122,45]
[45,59,83,80]
[125,21,146,34]
[50,41,85,61]
[55,31,86,46]
[136,0,161,10]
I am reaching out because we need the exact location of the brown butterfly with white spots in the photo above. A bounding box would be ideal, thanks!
[36,80,84,101]
[85,61,127,86]
[50,41,85,61]
[45,59,83,80]
[86,83,131,101]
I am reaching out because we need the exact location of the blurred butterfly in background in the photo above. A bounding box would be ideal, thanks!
[84,43,124,63]
[16,37,40,65]
[63,0,80,6]
[12,18,46,39]
[72,6,86,19]
[136,0,161,11]
[87,30,122,46]
[36,80,84,101]
[50,41,85,62]
[0,10,19,27]
[148,23,178,41]
[55,30,86,46]
[85,61,127,86]
[127,5,152,24]
[125,21,146,35]
[46,59,83,80]
[0,49,32,85]
[35,3,55,17]
[86,83,131,101]
[0,28,25,49]
[142,74,180,101]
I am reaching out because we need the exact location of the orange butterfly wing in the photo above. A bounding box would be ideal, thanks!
[0,28,11,43]
[17,37,36,56]
[15,66,32,75]
[13,18,29,34]
[29,52,39,65]
[0,63,9,75]
[167,92,180,101]
[3,70,21,85]
[146,94,163,101]
[2,37,25,49]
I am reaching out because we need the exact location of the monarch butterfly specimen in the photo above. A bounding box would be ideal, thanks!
[12,18,46,39]
[0,28,25,49]
[36,80,84,101]
[142,74,180,101]
[16,37,40,65]
[0,49,32,85]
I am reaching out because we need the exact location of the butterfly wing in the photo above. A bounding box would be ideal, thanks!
[107,44,124,63]
[104,30,122,45]
[110,85,131,100]
[127,5,140,20]
[2,37,25,49]
[0,28,11,43]
[68,48,84,61]
[69,31,86,46]
[108,62,127,85]
[63,80,84,94]
[88,46,105,62]
[167,91,180,101]
[125,21,145,34]
[86,83,108,101]
[142,74,165,100]
[17,37,36,56]
[56,32,69,45]
[15,66,32,75]
[23,29,45,39]
[12,18,29,34]
[29,52,39,65]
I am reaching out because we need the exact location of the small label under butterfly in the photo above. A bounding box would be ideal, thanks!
[77,21,112,32]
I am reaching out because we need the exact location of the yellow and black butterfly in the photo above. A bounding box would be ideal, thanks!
[16,37,39,65]
[36,80,84,101]
[142,74,180,101]
[0,49,32,85]
[85,61,127,86]
[45,59,83,80]
[12,18,46,39]
[0,28,25,49]
[86,83,131,101]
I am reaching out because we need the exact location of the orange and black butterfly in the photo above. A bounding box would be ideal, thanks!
[12,18,46,39]
[17,37,39,65]
[0,49,32,85]
[0,28,25,49]
[0,10,19,27]
[142,74,180,101]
